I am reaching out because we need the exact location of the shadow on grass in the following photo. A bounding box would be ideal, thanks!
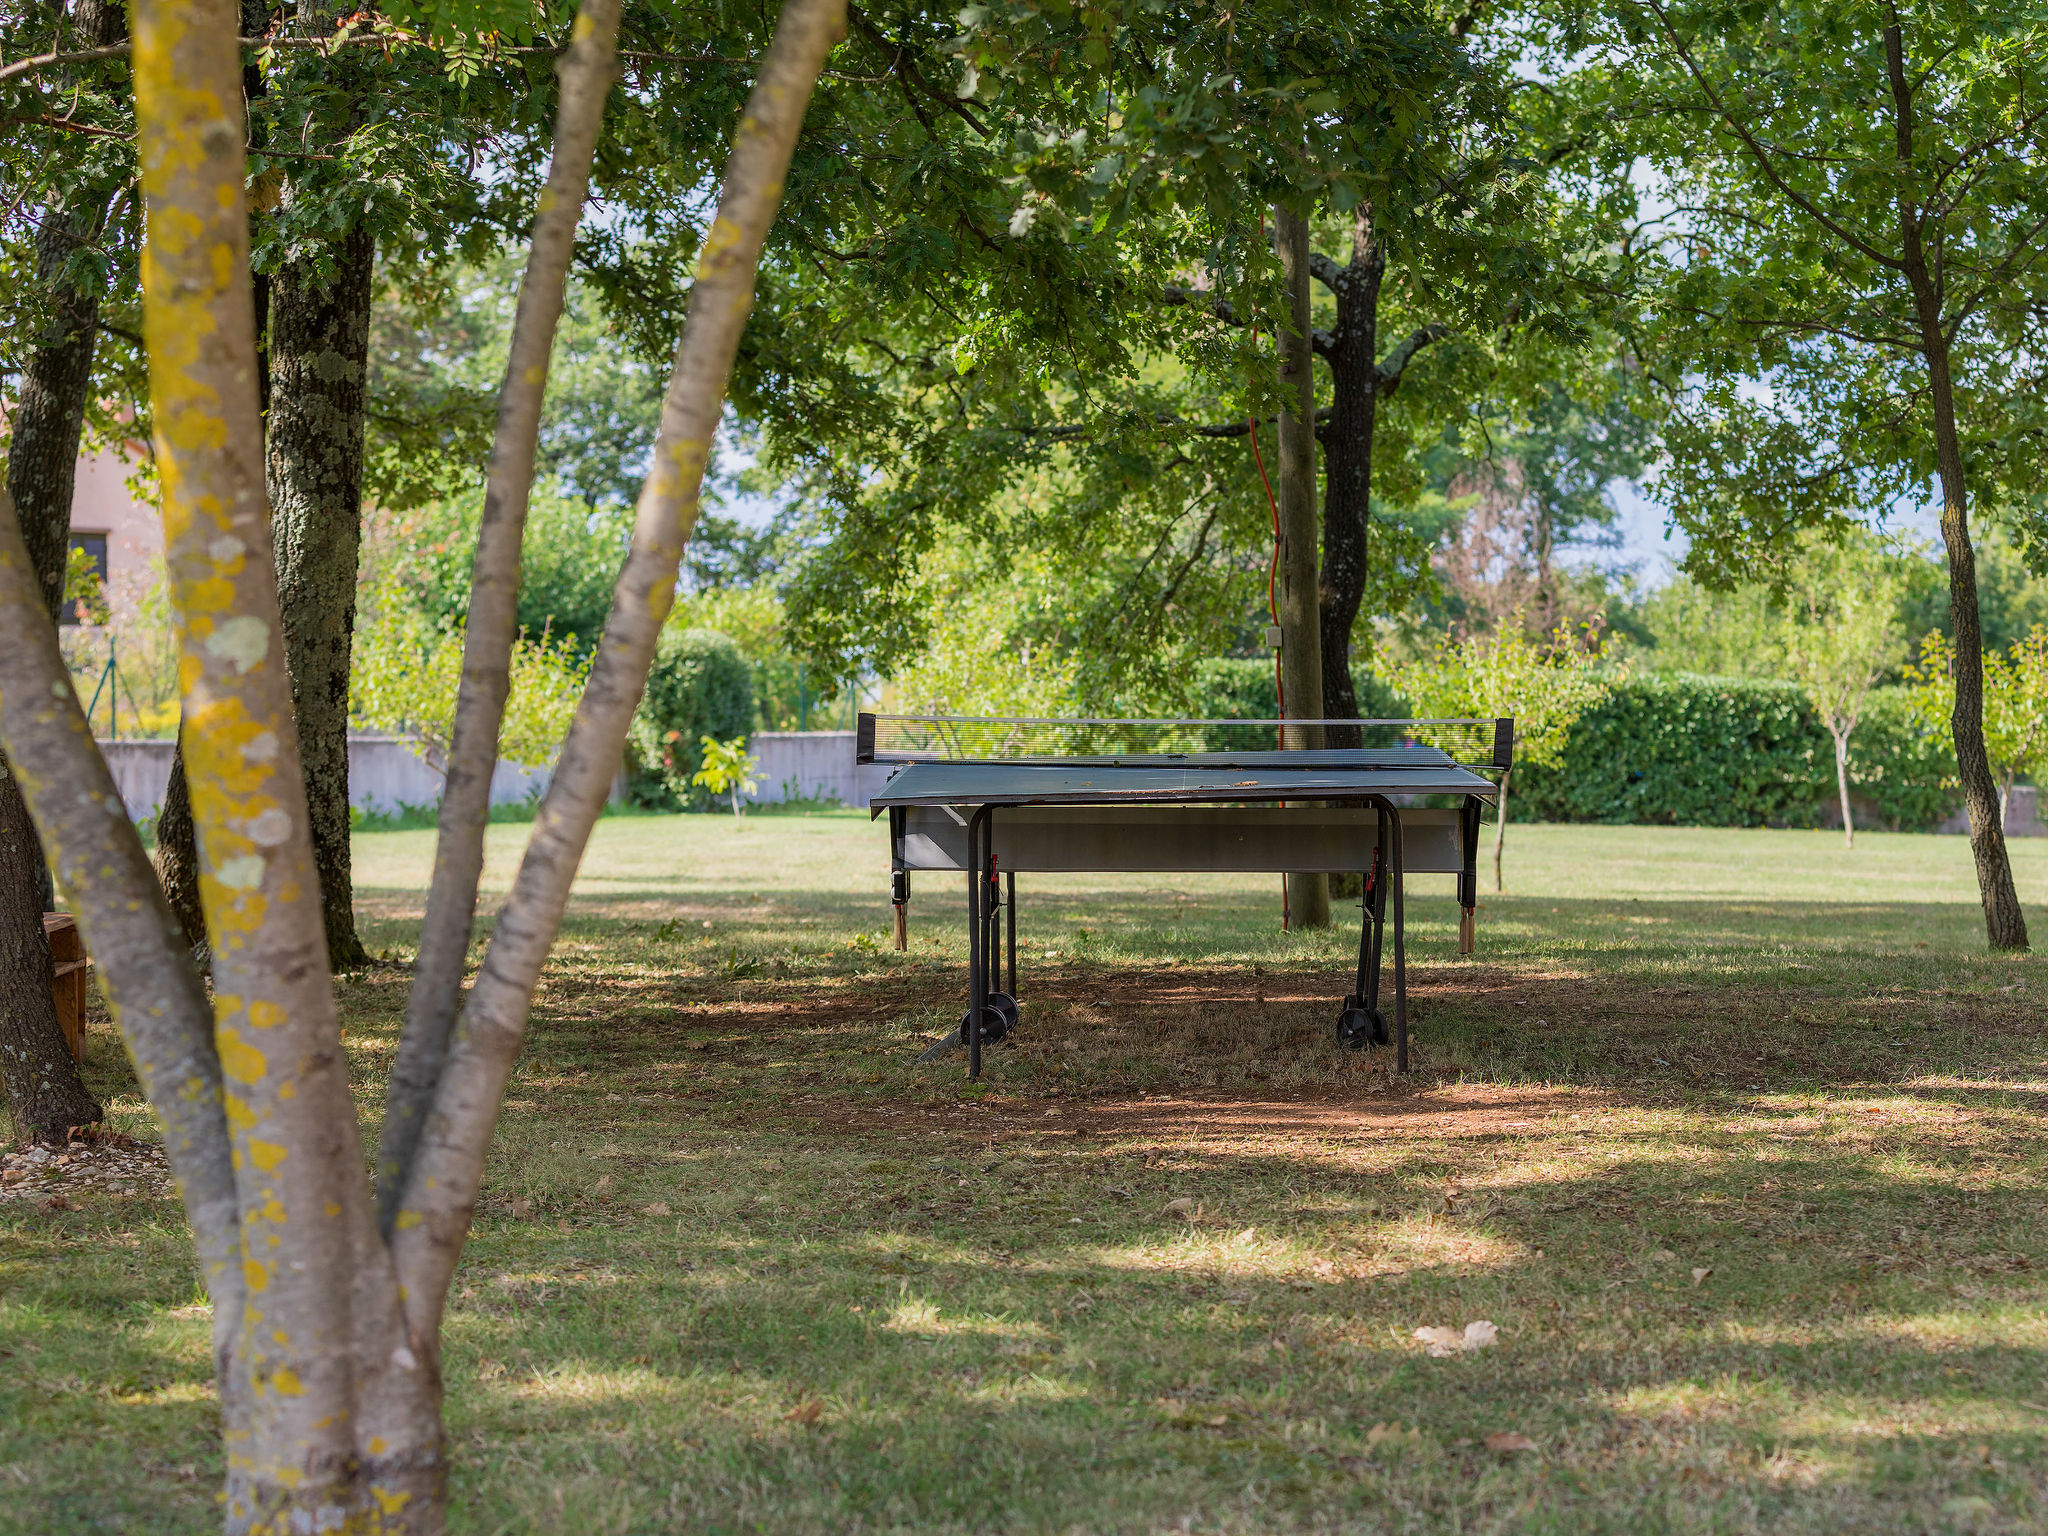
[14,859,2046,1533]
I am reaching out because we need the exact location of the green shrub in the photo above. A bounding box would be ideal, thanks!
[1846,685,1959,830]
[1189,658,1408,720]
[628,627,754,809]
[1513,675,1957,830]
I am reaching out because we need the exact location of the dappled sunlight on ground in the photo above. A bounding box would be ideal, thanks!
[11,814,2048,1532]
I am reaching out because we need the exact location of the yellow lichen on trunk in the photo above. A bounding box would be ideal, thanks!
[132,0,374,1522]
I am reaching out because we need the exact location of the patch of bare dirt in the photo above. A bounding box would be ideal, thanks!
[1,1132,172,1209]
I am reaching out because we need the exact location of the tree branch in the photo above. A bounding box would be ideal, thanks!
[1161,284,1246,327]
[845,3,986,136]
[1308,251,1345,292]
[1638,0,1904,271]
[0,490,246,1447]
[389,0,849,1340]
[1374,323,1450,396]
[377,0,623,1236]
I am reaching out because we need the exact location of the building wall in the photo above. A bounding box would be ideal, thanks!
[66,440,162,624]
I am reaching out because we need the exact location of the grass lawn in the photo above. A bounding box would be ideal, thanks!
[7,812,2048,1533]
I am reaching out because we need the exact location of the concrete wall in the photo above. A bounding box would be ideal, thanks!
[1936,784,2041,838]
[746,731,898,808]
[99,736,551,821]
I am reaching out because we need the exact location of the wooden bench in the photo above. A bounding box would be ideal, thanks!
[43,914,93,1063]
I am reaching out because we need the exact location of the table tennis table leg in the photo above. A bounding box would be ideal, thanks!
[1362,808,1388,1020]
[967,806,991,1079]
[1006,870,1016,1001]
[1391,809,1409,1073]
[890,806,910,950]
[1352,846,1382,1010]
[1456,794,1480,954]
[986,860,1003,1004]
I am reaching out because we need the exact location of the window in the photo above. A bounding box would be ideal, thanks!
[63,532,109,626]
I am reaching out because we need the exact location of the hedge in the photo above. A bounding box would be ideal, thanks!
[1190,657,1407,721]
[1189,661,1959,831]
[627,627,755,809]
[1512,675,1956,831]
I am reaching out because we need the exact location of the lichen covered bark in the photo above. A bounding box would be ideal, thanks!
[378,0,623,1230]
[0,0,127,1146]
[389,0,849,1337]
[266,224,375,972]
[131,0,430,1522]
[0,489,247,1491]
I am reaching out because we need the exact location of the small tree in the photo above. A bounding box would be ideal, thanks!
[0,0,845,1521]
[1392,620,1612,890]
[351,594,590,773]
[692,734,761,817]
[1911,627,2048,830]
[1778,538,1909,848]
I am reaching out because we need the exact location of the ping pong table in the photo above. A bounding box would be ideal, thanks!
[860,713,1511,1078]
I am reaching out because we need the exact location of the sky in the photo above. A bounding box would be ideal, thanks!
[1562,478,1950,589]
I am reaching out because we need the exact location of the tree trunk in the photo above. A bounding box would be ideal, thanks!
[130,0,437,1519]
[1834,728,1855,849]
[1492,767,1510,894]
[386,0,848,1352]
[1317,205,1384,744]
[156,14,268,967]
[0,0,126,1143]
[0,489,249,1482]
[377,6,626,1226]
[266,224,376,971]
[153,746,208,953]
[1899,296,2025,942]
[0,768,102,1142]
[1274,204,1329,930]
[1888,24,2027,950]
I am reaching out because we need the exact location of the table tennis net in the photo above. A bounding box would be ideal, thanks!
[857,713,1511,769]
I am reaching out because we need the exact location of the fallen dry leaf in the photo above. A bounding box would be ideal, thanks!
[509,1197,533,1219]
[643,1202,672,1217]
[1164,1198,1194,1217]
[1232,1226,1258,1244]
[1413,1320,1498,1357]
[1484,1432,1537,1453]
[785,1398,823,1427]
[594,1174,613,1194]
[1414,1326,1464,1356]
[1365,1422,1421,1448]
[1692,1267,1713,1287]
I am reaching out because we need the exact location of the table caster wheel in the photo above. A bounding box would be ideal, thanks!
[989,992,1020,1035]
[960,1003,1012,1044]
[1337,1002,1387,1050]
